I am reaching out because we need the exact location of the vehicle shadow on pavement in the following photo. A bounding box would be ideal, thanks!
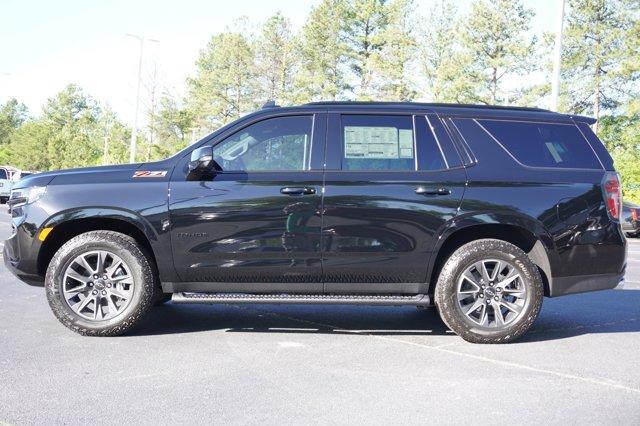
[131,290,640,342]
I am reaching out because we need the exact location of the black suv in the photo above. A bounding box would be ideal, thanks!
[4,102,627,343]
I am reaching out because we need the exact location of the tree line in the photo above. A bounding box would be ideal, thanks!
[0,0,638,199]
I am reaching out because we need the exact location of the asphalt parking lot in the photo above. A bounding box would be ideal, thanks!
[0,212,639,425]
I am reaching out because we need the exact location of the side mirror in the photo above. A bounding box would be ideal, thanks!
[188,146,220,173]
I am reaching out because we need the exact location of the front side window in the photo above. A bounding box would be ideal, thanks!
[341,115,415,171]
[478,120,601,169]
[212,115,313,172]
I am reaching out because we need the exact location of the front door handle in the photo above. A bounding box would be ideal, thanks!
[280,187,317,196]
[415,186,451,196]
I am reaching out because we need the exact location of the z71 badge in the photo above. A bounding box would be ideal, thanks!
[133,171,167,178]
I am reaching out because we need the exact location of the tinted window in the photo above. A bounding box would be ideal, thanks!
[0,169,6,180]
[212,116,313,171]
[479,120,601,169]
[429,116,463,168]
[414,116,447,170]
[341,115,414,171]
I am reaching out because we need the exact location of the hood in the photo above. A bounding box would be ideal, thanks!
[13,163,144,190]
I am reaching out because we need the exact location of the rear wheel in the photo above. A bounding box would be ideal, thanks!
[45,231,155,336]
[434,239,543,344]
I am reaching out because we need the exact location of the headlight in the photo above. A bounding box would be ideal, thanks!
[8,186,47,208]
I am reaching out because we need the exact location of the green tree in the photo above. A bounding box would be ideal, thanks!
[0,98,28,145]
[419,1,472,102]
[367,0,417,100]
[42,85,103,169]
[149,94,194,158]
[561,0,636,129]
[343,0,390,99]
[294,0,350,101]
[255,12,299,105]
[460,0,536,104]
[188,29,257,132]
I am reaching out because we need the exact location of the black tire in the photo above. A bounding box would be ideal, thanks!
[434,239,543,344]
[45,231,156,336]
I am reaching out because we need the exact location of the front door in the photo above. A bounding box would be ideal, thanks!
[169,113,326,293]
[321,112,466,294]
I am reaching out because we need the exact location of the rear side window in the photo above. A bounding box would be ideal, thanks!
[341,115,415,170]
[478,120,602,169]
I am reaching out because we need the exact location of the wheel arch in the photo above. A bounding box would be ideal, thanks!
[428,221,554,296]
[37,209,159,279]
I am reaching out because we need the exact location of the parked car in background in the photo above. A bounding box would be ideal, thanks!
[4,102,627,343]
[622,202,640,237]
[0,166,20,203]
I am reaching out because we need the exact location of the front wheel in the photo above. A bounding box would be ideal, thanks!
[434,239,543,344]
[45,231,156,336]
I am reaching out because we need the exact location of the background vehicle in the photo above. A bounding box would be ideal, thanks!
[0,166,19,203]
[3,102,627,343]
[622,202,640,237]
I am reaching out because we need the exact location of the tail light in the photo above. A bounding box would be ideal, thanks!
[602,172,622,221]
[632,208,638,222]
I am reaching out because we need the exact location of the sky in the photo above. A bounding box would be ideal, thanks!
[0,0,560,125]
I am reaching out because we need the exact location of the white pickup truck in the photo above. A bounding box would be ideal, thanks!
[0,166,19,203]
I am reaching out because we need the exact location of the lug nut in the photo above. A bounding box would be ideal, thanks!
[481,285,486,289]
[103,275,108,280]
[478,293,484,298]
[93,275,98,279]
[486,299,491,304]
[88,282,93,287]
[494,296,499,301]
[92,290,97,295]
[496,287,502,292]
[106,283,111,288]
[101,290,107,295]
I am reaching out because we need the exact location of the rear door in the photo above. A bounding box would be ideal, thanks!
[169,113,326,293]
[321,112,466,294]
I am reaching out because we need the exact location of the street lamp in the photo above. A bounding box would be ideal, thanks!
[126,34,159,163]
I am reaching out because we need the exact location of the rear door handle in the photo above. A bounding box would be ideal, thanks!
[415,186,451,196]
[280,187,317,196]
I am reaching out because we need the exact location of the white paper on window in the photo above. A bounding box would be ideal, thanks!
[344,126,413,159]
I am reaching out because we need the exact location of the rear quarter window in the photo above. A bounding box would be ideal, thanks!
[0,169,7,180]
[477,120,602,169]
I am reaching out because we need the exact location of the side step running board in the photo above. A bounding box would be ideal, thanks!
[172,292,430,306]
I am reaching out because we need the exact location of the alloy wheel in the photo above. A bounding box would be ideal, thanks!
[62,250,135,321]
[456,259,527,328]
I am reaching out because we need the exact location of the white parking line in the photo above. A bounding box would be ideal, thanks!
[243,306,640,395]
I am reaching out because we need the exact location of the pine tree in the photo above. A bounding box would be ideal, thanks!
[294,0,350,102]
[255,12,299,105]
[188,29,257,132]
[418,1,474,102]
[562,0,637,130]
[372,0,416,100]
[460,0,536,104]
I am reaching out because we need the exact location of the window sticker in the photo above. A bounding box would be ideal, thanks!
[399,129,414,158]
[344,126,413,159]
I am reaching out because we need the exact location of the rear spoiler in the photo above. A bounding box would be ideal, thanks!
[571,115,597,125]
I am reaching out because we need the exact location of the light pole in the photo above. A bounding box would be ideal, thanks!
[126,34,159,163]
[550,0,565,112]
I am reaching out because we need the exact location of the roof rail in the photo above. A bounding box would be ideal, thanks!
[304,101,551,113]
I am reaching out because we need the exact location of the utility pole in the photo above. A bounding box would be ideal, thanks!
[550,0,565,112]
[126,34,159,163]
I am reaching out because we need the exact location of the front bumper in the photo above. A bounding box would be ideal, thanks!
[3,242,44,286]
